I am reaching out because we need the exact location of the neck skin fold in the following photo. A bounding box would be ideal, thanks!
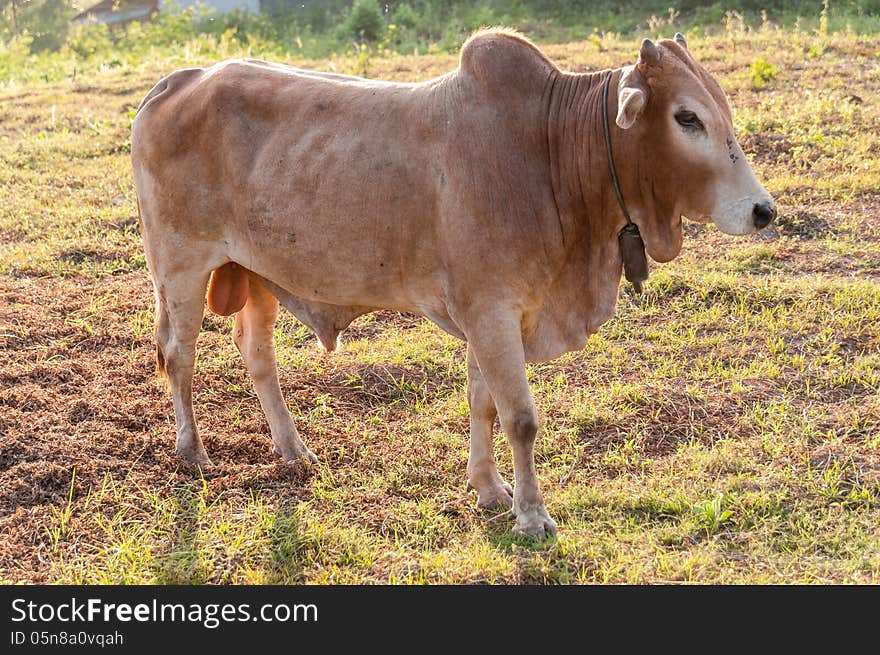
[543,68,635,250]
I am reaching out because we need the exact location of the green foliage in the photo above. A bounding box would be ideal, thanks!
[66,23,113,59]
[749,57,778,89]
[345,0,386,43]
[2,1,880,71]
[3,0,73,52]
[391,2,418,29]
[692,494,733,534]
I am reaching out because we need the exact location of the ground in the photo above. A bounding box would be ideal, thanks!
[1,25,879,583]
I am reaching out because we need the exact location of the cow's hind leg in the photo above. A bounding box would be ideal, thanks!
[154,272,211,466]
[233,273,317,463]
[466,345,513,509]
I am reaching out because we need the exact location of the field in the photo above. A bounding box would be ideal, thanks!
[2,20,880,584]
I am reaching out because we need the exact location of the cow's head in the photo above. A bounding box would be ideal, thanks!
[614,34,775,262]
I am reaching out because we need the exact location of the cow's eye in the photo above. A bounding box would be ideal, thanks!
[675,109,704,131]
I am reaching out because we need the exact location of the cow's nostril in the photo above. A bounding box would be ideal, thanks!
[753,202,776,229]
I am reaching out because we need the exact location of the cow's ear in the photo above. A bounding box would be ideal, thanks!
[638,38,661,67]
[674,32,688,49]
[616,67,648,130]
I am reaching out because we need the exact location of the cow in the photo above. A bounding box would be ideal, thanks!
[131,29,775,536]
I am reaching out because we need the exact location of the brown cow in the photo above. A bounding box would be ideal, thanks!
[131,29,775,536]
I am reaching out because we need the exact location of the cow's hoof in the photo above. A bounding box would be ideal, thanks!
[475,482,514,510]
[273,445,318,464]
[176,446,212,468]
[512,508,557,537]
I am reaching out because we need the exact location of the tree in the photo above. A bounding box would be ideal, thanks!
[1,0,75,51]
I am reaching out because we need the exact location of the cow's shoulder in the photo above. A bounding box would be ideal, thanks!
[458,28,556,93]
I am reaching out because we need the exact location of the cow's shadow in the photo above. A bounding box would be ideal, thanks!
[262,500,306,584]
[151,482,204,584]
[479,510,560,555]
[150,479,305,584]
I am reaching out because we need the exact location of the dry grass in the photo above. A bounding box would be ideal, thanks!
[1,25,879,584]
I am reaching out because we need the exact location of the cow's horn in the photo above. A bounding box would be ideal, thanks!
[674,32,688,49]
[638,39,661,66]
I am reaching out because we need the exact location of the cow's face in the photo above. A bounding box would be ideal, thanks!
[614,35,775,262]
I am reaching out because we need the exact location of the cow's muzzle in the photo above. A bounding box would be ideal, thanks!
[753,202,777,229]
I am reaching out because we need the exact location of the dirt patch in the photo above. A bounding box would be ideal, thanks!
[569,387,741,462]
[0,271,332,580]
[0,226,27,242]
[109,216,140,233]
[776,210,833,239]
[342,310,425,341]
[740,132,796,165]
[0,462,73,511]
[72,84,140,97]
[58,247,122,264]
[325,361,456,409]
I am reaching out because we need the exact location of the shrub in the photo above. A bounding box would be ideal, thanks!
[391,3,418,29]
[13,0,72,52]
[346,0,386,42]
[66,23,113,59]
[750,57,779,89]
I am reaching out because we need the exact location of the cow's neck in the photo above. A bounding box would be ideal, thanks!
[520,69,636,359]
[545,68,636,256]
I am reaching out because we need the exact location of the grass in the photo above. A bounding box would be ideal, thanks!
[1,19,880,584]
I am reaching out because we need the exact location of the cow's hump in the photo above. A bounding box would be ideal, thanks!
[459,28,556,93]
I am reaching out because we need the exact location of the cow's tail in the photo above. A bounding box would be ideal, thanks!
[135,67,205,388]
[135,194,168,388]
[153,288,169,389]
[155,341,168,387]
[151,272,169,389]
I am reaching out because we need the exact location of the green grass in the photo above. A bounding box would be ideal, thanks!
[1,19,879,584]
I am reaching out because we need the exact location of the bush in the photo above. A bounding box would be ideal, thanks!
[13,0,73,52]
[66,23,113,59]
[750,57,778,89]
[346,0,386,42]
[391,3,418,29]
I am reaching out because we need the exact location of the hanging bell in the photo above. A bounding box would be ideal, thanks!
[618,223,649,294]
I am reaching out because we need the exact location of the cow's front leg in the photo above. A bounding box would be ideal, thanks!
[466,312,557,536]
[466,344,513,509]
